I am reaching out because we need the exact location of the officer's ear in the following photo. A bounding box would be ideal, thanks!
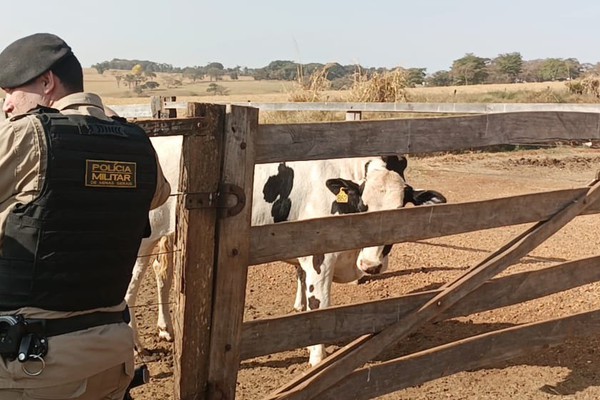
[38,71,56,95]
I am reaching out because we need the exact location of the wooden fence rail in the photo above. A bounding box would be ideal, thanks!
[250,188,600,264]
[318,308,600,400]
[241,255,600,359]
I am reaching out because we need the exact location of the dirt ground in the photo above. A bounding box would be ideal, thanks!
[130,145,600,400]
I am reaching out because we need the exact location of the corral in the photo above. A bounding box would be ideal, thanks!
[121,101,600,400]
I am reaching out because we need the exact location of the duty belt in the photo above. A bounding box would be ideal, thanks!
[0,311,126,376]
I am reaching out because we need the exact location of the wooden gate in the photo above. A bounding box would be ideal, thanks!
[132,102,600,399]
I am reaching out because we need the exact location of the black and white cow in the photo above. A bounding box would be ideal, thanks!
[126,137,446,366]
[251,156,445,365]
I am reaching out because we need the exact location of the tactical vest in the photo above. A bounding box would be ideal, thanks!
[0,108,157,311]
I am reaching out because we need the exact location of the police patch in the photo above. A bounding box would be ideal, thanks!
[85,160,137,188]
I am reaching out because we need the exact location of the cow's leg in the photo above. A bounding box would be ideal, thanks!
[126,240,157,355]
[152,234,174,342]
[300,254,334,367]
[293,265,307,312]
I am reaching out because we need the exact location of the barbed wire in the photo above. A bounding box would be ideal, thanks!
[137,249,181,258]
[129,302,175,309]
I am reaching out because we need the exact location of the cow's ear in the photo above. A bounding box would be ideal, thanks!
[327,178,365,214]
[326,178,360,198]
[409,189,448,205]
[382,155,407,180]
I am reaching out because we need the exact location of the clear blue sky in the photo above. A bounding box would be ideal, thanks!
[2,0,599,73]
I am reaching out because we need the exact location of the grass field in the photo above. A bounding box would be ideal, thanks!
[82,68,581,107]
[0,68,586,108]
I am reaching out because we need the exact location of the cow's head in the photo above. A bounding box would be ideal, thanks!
[352,157,407,275]
[334,156,447,277]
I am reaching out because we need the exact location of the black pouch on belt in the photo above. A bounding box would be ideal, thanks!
[0,315,33,360]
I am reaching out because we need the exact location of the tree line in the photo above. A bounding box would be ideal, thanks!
[92,52,600,88]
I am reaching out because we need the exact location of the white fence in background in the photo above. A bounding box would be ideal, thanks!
[109,101,600,119]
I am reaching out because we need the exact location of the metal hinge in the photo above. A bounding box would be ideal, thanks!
[184,183,246,218]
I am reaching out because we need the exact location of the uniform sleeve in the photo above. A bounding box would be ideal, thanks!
[150,152,171,210]
[0,121,19,206]
[0,117,43,242]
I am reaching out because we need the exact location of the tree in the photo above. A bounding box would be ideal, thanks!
[451,53,489,85]
[206,83,229,95]
[426,70,452,86]
[539,58,576,81]
[493,52,523,83]
[520,59,546,82]
[92,61,110,74]
[206,62,225,81]
[405,68,427,87]
[183,67,205,82]
[122,74,136,89]
[564,58,583,80]
[129,64,148,87]
[256,60,298,80]
[141,81,160,90]
[132,64,144,76]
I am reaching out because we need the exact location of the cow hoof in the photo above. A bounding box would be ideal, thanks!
[158,329,173,342]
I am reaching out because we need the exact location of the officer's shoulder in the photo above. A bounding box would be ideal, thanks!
[4,113,44,130]
[8,113,29,122]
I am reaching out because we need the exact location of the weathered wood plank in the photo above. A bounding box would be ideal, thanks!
[317,308,600,399]
[250,188,600,265]
[110,104,154,118]
[255,112,600,163]
[133,118,205,137]
[268,180,600,400]
[173,104,225,400]
[206,105,258,400]
[241,256,600,359]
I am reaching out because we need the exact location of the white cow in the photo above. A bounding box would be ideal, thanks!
[126,136,181,354]
[127,137,446,365]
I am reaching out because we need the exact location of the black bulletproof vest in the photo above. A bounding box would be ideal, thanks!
[0,108,157,311]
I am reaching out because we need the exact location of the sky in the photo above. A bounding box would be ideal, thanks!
[2,0,600,73]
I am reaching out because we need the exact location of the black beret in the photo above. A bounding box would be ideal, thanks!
[0,33,73,88]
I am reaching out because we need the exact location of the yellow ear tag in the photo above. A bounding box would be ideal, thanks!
[336,187,349,203]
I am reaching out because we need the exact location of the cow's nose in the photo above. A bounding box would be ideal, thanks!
[363,264,382,275]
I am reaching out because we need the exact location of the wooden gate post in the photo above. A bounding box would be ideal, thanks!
[207,105,258,399]
[174,103,226,400]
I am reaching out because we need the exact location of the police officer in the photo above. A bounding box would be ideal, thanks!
[0,33,170,399]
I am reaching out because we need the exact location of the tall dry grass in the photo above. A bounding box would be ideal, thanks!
[347,67,409,103]
[261,66,413,124]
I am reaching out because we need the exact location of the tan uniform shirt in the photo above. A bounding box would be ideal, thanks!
[0,93,170,388]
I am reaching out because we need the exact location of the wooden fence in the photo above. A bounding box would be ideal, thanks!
[3,96,600,398]
[0,96,588,398]
[122,100,600,400]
